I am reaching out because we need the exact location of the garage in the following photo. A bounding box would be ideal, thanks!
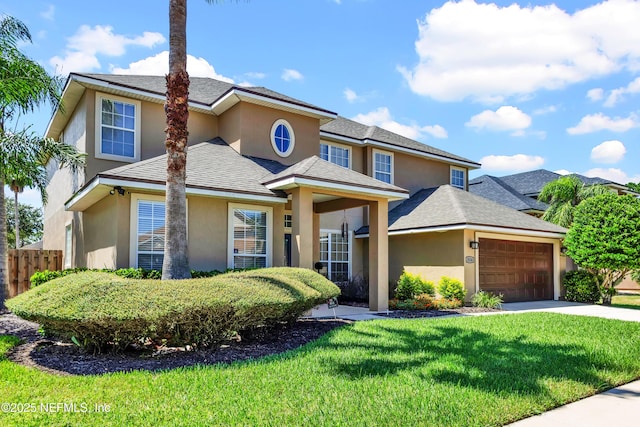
[479,238,553,302]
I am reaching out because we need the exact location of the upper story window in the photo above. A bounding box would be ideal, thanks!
[373,149,393,184]
[270,119,295,157]
[320,143,350,168]
[451,166,466,190]
[96,93,141,162]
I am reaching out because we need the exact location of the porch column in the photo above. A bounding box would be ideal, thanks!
[313,213,320,266]
[368,199,389,311]
[291,187,314,269]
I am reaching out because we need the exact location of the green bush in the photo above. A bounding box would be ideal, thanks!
[395,271,435,300]
[8,268,340,351]
[438,277,466,301]
[563,270,601,303]
[471,291,503,309]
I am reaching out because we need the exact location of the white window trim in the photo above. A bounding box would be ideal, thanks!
[319,141,352,169]
[320,229,352,281]
[270,119,295,158]
[284,211,293,232]
[227,203,273,269]
[129,194,188,268]
[64,221,73,269]
[450,166,467,190]
[95,92,141,163]
[372,148,394,184]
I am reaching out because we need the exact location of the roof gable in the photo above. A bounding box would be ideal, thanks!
[469,175,548,212]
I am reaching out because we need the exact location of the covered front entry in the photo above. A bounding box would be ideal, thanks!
[478,238,553,302]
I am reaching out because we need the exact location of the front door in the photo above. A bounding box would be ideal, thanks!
[284,233,292,267]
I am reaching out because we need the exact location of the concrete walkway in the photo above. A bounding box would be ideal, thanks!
[309,300,640,426]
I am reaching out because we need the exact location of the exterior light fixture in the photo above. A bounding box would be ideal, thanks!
[109,186,126,196]
[469,240,479,250]
[560,246,568,255]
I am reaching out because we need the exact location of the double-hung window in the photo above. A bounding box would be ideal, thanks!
[136,200,166,270]
[451,167,466,190]
[320,230,350,282]
[373,150,393,183]
[229,204,272,269]
[96,93,141,162]
[320,143,350,168]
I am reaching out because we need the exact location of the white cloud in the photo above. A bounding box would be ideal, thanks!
[281,69,304,81]
[399,0,640,102]
[590,140,626,164]
[244,72,266,80]
[566,113,639,135]
[603,76,640,107]
[344,88,361,103]
[50,25,165,73]
[554,169,572,175]
[587,88,604,101]
[480,154,545,171]
[465,106,531,133]
[110,51,233,82]
[582,168,640,184]
[532,105,557,115]
[352,107,448,140]
[40,5,55,21]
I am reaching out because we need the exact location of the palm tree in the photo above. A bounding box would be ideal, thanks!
[538,175,611,228]
[0,15,64,308]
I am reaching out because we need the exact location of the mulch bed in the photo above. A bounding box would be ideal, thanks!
[379,306,501,318]
[0,306,499,376]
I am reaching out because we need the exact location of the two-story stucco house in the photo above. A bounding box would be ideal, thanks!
[44,73,567,310]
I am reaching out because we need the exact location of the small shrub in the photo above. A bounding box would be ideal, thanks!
[395,271,435,300]
[564,270,601,303]
[30,270,65,287]
[631,270,640,283]
[335,275,368,302]
[8,268,340,351]
[472,291,503,309]
[438,277,466,301]
[432,298,463,309]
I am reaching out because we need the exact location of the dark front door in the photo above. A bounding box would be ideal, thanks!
[479,238,553,302]
[284,234,292,267]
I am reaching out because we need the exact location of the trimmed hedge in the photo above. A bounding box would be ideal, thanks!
[8,268,340,351]
[563,270,601,303]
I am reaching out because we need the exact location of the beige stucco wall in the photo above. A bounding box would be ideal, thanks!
[219,102,321,165]
[393,152,454,196]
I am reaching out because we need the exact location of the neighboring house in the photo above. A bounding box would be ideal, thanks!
[44,73,568,309]
[469,169,638,215]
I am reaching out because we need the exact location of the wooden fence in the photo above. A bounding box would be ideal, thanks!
[5,249,62,298]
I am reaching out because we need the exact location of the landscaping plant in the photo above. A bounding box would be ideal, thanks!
[564,193,640,304]
[438,276,466,301]
[563,270,601,303]
[394,271,435,300]
[471,291,504,309]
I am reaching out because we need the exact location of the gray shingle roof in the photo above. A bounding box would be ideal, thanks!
[497,169,562,196]
[97,139,407,200]
[77,73,334,113]
[356,185,566,235]
[320,116,480,166]
[261,156,408,194]
[99,138,286,198]
[468,175,549,212]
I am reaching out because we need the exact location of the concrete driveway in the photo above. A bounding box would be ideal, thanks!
[500,300,640,322]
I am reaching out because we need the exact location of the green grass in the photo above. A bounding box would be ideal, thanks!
[612,294,640,310]
[2,313,640,426]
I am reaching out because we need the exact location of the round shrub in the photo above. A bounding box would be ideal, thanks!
[563,270,600,303]
[8,268,340,351]
[437,276,466,301]
[395,271,435,300]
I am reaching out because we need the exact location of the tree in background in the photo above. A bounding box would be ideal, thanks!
[538,175,611,228]
[564,193,640,305]
[4,198,42,248]
[626,182,640,193]
[0,15,66,308]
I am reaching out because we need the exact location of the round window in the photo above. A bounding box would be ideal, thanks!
[270,119,295,157]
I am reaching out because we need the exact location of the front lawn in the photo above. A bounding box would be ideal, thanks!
[612,294,640,310]
[2,313,640,426]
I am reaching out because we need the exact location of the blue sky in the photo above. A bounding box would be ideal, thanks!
[3,0,640,207]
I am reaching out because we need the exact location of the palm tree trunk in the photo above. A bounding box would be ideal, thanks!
[13,189,20,249]
[0,181,7,309]
[162,0,191,279]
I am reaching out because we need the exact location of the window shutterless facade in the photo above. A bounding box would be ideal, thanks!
[320,230,351,282]
[270,119,295,157]
[373,149,393,184]
[95,93,141,162]
[320,143,350,168]
[228,204,273,269]
[136,200,166,270]
[451,166,466,190]
[64,223,72,269]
